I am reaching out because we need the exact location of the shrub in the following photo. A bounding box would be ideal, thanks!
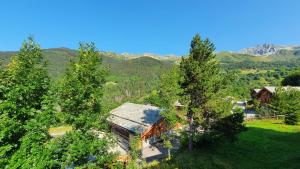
[211,112,246,141]
[284,113,298,125]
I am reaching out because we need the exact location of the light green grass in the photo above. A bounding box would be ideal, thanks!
[149,120,300,169]
[239,69,273,75]
[48,126,72,137]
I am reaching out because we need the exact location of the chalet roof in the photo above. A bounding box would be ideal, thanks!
[253,89,261,93]
[264,86,276,93]
[173,100,183,107]
[263,86,300,94]
[107,103,162,134]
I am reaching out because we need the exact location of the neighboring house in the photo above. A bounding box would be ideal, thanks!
[107,103,169,151]
[254,86,300,104]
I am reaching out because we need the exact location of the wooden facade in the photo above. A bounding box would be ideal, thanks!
[255,88,273,104]
[110,122,130,141]
[141,118,169,140]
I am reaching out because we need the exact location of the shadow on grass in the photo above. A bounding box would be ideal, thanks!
[146,126,300,169]
[272,122,284,124]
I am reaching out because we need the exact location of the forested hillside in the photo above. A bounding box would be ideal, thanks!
[1,47,299,109]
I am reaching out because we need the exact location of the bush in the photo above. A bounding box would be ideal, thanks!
[192,112,246,147]
[284,113,298,125]
[282,69,300,86]
[211,112,246,141]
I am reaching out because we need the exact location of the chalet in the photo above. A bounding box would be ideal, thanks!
[254,86,300,104]
[107,103,169,151]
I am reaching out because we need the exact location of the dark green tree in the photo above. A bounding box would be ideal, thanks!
[270,87,300,125]
[282,68,300,86]
[179,34,223,150]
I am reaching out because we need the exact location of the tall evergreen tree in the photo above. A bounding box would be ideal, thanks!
[180,34,222,150]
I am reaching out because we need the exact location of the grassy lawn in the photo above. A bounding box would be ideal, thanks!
[48,126,72,137]
[149,119,300,169]
[239,69,272,74]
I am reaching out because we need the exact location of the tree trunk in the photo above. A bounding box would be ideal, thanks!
[168,148,171,159]
[188,117,193,151]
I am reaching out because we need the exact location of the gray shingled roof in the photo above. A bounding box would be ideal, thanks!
[107,103,162,134]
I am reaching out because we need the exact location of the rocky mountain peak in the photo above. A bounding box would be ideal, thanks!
[240,44,278,56]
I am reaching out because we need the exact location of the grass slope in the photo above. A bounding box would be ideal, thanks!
[152,120,300,169]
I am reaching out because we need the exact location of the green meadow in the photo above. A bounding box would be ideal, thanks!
[149,120,300,169]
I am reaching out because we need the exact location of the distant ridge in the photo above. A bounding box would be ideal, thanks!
[240,44,300,56]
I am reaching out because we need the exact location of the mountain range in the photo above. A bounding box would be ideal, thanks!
[239,44,300,57]
[1,44,300,78]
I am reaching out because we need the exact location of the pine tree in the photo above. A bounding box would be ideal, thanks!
[180,34,222,150]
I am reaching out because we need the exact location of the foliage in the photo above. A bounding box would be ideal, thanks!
[284,113,298,125]
[8,110,54,168]
[155,67,182,127]
[161,133,173,159]
[129,136,141,161]
[179,34,225,150]
[47,131,115,168]
[211,112,245,140]
[58,42,106,130]
[51,43,116,168]
[5,69,59,169]
[0,37,50,167]
[1,40,116,168]
[281,68,300,86]
[270,87,300,125]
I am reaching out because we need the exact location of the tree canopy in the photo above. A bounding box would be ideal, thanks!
[0,37,50,167]
[282,68,300,86]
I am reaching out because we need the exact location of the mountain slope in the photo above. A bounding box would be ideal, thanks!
[0,48,174,79]
[1,47,300,78]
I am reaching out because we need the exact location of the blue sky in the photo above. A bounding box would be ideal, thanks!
[0,0,300,55]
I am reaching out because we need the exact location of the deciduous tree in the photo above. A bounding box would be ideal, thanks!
[0,37,50,167]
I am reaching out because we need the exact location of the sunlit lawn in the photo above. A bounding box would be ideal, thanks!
[48,126,73,137]
[149,119,300,169]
